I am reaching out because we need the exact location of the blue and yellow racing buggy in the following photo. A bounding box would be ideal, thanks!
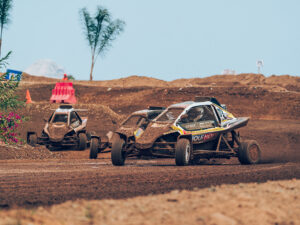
[111,97,261,166]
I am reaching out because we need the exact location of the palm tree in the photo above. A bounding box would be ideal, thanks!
[79,6,125,81]
[0,0,13,58]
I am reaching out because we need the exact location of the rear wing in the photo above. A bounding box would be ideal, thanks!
[195,96,227,110]
[148,106,166,111]
[74,109,88,112]
[57,105,88,111]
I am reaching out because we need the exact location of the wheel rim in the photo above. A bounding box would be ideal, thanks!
[249,144,259,161]
[185,143,191,163]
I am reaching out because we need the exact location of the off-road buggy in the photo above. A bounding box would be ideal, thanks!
[89,106,166,159]
[111,97,261,166]
[27,105,90,150]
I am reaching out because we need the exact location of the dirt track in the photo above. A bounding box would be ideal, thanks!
[1,180,299,225]
[0,157,299,208]
[1,118,300,208]
[1,73,300,209]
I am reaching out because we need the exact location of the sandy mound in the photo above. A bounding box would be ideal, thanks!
[97,75,168,87]
[1,179,299,225]
[21,72,59,83]
[0,144,63,160]
[170,73,300,91]
[21,73,300,92]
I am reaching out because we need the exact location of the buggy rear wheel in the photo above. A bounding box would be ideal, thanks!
[111,136,126,166]
[238,140,261,164]
[175,138,191,166]
[78,133,87,150]
[89,138,99,159]
[28,134,37,147]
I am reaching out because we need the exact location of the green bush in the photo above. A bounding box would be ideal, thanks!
[0,52,25,144]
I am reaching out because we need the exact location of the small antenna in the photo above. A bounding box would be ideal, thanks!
[256,60,264,74]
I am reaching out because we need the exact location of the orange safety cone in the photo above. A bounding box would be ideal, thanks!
[26,89,32,104]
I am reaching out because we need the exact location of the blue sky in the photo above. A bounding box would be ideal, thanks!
[3,0,300,80]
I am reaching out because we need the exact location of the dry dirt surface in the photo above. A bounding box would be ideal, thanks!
[0,179,299,225]
[1,73,300,212]
[0,154,299,208]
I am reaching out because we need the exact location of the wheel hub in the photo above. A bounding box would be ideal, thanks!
[249,145,259,161]
[185,144,191,163]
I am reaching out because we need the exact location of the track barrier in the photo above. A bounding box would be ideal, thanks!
[50,82,77,104]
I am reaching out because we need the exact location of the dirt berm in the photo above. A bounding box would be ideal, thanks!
[0,179,299,225]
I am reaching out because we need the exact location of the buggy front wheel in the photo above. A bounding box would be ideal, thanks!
[111,136,126,166]
[78,133,87,150]
[175,138,191,166]
[28,134,37,147]
[89,138,99,159]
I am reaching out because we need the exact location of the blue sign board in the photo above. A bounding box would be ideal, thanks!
[4,69,23,81]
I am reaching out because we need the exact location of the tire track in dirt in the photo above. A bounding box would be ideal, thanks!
[0,159,299,208]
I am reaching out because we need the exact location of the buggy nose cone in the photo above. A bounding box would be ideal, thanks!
[135,142,153,149]
[135,123,171,149]
[49,137,64,142]
[48,124,69,142]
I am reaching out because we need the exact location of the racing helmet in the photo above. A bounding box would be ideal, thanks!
[194,107,204,119]
[188,107,204,120]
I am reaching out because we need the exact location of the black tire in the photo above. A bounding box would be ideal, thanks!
[89,138,99,159]
[78,133,87,150]
[28,134,37,147]
[238,140,261,164]
[175,138,191,166]
[111,136,126,166]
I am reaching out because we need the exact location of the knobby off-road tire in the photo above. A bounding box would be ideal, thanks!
[28,134,37,147]
[78,133,87,150]
[238,140,261,164]
[111,136,126,166]
[89,138,99,159]
[175,138,191,166]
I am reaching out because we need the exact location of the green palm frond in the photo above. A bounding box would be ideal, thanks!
[0,50,11,68]
[0,0,12,28]
[97,19,125,57]
[80,8,94,50]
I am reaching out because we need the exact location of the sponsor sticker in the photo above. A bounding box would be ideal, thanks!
[203,133,216,141]
[192,134,205,143]
[192,133,216,143]
[134,128,144,138]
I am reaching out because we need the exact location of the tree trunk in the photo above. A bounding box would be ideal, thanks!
[89,54,95,81]
[0,25,3,58]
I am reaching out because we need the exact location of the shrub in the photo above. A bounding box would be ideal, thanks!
[0,112,22,143]
[0,52,25,144]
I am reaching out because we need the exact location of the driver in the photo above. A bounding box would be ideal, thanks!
[187,107,204,122]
